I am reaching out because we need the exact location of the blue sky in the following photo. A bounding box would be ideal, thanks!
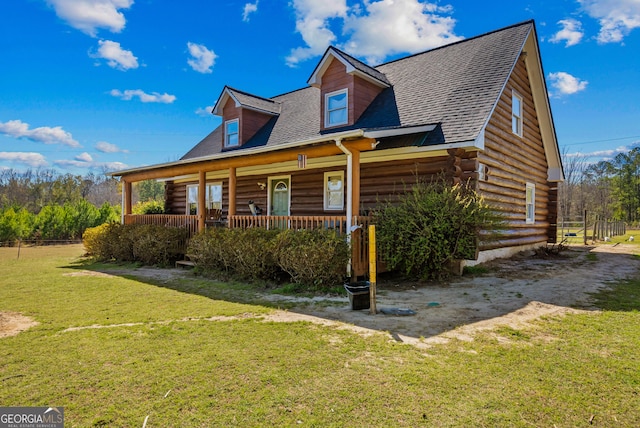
[1,0,639,174]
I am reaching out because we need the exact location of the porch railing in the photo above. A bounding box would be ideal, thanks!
[228,215,348,233]
[124,214,199,238]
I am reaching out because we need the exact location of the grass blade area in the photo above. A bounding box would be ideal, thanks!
[1,245,639,426]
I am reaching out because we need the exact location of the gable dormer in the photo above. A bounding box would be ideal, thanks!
[212,86,280,149]
[308,47,390,131]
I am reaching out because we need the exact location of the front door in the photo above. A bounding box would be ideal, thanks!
[270,178,290,216]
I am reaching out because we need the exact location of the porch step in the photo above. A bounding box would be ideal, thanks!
[175,260,196,269]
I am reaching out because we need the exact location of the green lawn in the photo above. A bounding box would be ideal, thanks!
[1,245,639,427]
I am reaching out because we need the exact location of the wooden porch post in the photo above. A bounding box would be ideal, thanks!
[198,170,206,232]
[351,149,361,216]
[124,180,132,216]
[228,167,237,216]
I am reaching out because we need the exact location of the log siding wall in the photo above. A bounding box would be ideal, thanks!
[478,56,551,250]
[165,157,458,218]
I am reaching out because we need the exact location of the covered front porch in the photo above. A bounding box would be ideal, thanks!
[117,134,381,277]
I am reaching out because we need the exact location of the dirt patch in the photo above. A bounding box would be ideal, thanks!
[281,244,640,347]
[0,312,38,338]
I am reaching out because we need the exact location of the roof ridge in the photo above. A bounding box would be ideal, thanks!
[375,19,534,69]
[226,85,280,104]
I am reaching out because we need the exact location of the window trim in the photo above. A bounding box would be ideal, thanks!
[185,182,223,215]
[324,171,345,211]
[324,88,349,128]
[186,184,199,215]
[525,182,535,224]
[512,91,523,137]
[224,118,239,148]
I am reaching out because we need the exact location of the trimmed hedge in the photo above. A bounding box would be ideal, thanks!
[272,229,349,288]
[85,224,351,288]
[187,227,349,289]
[83,223,187,267]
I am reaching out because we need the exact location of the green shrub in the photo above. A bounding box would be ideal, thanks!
[225,228,280,281]
[0,207,34,244]
[374,180,503,280]
[34,204,69,241]
[187,227,230,273]
[132,225,188,267]
[132,200,164,215]
[84,223,187,266]
[82,223,133,261]
[82,223,110,257]
[273,229,350,289]
[188,228,349,288]
[187,228,280,281]
[97,202,120,225]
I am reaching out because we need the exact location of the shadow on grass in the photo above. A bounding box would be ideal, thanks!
[64,245,640,342]
[589,278,640,312]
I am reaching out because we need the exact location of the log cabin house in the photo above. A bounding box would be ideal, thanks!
[112,20,563,276]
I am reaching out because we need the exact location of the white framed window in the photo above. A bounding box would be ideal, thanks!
[525,182,535,224]
[224,119,239,147]
[512,91,523,136]
[324,171,344,211]
[325,89,348,128]
[186,183,223,215]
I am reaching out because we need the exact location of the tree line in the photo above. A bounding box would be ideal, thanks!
[0,168,164,243]
[560,146,640,225]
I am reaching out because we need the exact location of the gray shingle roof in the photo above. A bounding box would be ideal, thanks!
[325,46,391,86]
[226,87,281,115]
[183,21,532,160]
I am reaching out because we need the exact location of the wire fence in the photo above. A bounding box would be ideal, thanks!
[0,240,83,260]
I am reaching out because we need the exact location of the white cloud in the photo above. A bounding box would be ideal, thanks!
[75,152,94,162]
[95,141,128,153]
[0,119,80,147]
[187,42,217,74]
[579,0,640,43]
[566,145,629,158]
[92,40,138,70]
[549,19,584,47]
[548,71,588,95]
[243,1,259,21]
[286,0,349,66]
[110,89,176,103]
[54,158,127,170]
[286,0,460,67]
[195,106,215,117]
[342,0,461,64]
[0,152,48,168]
[46,0,134,37]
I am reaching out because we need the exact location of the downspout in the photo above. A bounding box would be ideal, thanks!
[336,139,353,276]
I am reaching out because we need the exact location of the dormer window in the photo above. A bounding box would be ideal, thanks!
[225,119,239,147]
[325,89,348,128]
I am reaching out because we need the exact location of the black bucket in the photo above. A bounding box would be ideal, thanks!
[344,281,370,310]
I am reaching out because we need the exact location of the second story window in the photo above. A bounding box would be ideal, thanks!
[512,91,523,136]
[225,119,239,147]
[325,89,348,127]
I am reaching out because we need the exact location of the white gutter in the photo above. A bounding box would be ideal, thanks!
[335,138,353,276]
